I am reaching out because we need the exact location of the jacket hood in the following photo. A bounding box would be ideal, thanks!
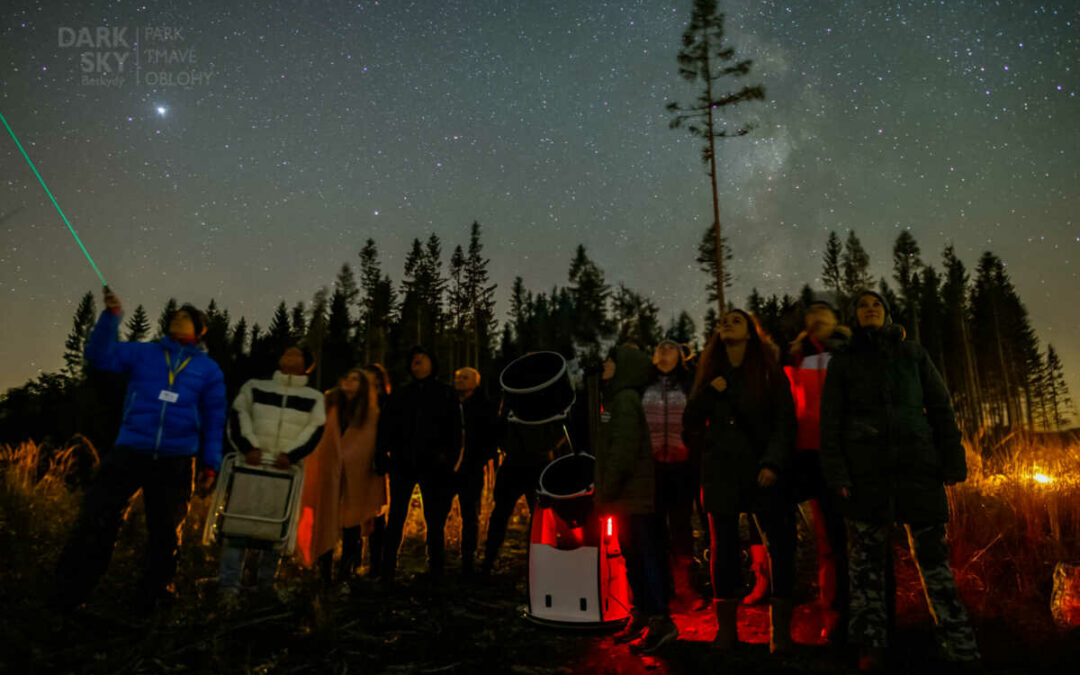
[607,346,653,397]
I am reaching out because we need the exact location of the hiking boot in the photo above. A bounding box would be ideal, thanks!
[614,610,649,644]
[631,615,679,655]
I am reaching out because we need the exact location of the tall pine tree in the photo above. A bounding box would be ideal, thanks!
[124,304,150,342]
[63,291,97,380]
[667,0,764,312]
[822,231,843,304]
[568,245,612,358]
[464,221,497,370]
[358,239,396,364]
[157,298,178,338]
[841,232,873,302]
[892,231,923,343]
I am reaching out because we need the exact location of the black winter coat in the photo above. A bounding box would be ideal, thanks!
[459,391,499,472]
[683,364,796,516]
[818,327,965,525]
[377,376,461,474]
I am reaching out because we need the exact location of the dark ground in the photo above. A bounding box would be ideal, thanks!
[3,490,1080,674]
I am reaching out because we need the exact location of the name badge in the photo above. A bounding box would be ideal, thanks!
[158,390,179,403]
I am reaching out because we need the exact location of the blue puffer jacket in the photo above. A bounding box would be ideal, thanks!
[85,311,227,470]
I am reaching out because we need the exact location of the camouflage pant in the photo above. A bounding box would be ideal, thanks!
[847,520,980,662]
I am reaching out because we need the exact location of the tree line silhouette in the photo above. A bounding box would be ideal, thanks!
[0,220,1072,454]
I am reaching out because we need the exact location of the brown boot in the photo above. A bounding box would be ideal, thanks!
[769,598,795,655]
[713,599,740,650]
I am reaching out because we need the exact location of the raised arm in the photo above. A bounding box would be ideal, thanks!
[85,310,139,374]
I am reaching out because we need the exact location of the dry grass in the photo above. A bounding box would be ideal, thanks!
[945,433,1080,630]
[3,434,1078,671]
[0,438,99,557]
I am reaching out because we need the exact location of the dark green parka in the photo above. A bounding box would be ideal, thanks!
[682,361,796,516]
[818,326,966,525]
[595,346,655,515]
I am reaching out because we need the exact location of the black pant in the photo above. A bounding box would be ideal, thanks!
[482,457,544,569]
[382,467,454,577]
[793,450,849,612]
[454,465,486,571]
[617,512,669,616]
[708,509,796,600]
[338,516,387,578]
[655,461,695,559]
[54,447,194,609]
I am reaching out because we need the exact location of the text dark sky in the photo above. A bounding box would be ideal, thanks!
[2,1,1077,394]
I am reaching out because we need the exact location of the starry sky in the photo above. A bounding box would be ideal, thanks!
[1,1,1078,398]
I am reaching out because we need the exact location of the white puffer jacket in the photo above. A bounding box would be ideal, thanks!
[231,371,326,460]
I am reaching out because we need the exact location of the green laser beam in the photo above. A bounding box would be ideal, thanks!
[0,111,108,287]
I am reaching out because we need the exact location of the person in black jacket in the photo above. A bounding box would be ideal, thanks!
[683,309,798,654]
[480,414,567,576]
[819,291,979,671]
[378,346,462,581]
[452,367,498,576]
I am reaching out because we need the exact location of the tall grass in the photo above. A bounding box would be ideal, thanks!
[0,438,98,549]
[946,433,1080,627]
[4,433,1076,632]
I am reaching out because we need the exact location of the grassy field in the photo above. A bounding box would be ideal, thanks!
[2,437,1080,674]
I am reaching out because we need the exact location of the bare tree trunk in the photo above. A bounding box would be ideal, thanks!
[702,29,725,314]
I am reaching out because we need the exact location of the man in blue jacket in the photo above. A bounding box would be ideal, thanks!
[53,288,226,615]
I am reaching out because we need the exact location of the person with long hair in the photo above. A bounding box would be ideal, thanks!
[361,362,392,577]
[683,309,797,654]
[820,291,979,671]
[297,367,385,588]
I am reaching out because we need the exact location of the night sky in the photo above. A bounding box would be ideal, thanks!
[1,1,1077,397]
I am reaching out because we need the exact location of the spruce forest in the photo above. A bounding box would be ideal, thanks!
[1,220,1071,451]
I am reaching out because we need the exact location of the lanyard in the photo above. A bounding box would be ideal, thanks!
[164,350,192,388]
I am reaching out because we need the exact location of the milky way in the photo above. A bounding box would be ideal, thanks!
[1,1,1077,395]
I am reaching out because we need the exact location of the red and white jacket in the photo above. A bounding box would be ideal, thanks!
[783,329,850,452]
